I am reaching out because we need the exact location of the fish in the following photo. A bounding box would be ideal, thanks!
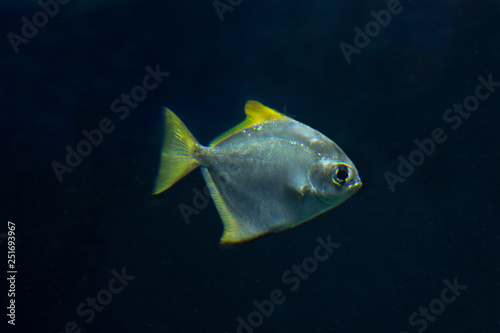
[152,100,362,244]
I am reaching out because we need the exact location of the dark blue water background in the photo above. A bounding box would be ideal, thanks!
[0,1,498,332]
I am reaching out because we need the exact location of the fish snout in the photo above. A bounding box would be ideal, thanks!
[347,176,362,191]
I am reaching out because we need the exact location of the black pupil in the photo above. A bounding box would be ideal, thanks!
[336,167,349,183]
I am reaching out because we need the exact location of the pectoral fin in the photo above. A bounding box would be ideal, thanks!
[285,184,312,201]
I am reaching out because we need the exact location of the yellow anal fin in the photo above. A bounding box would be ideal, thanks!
[152,108,200,194]
[200,168,263,245]
[210,100,288,146]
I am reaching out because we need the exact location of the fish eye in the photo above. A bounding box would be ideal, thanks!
[332,165,350,186]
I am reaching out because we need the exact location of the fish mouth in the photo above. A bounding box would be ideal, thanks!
[347,178,362,191]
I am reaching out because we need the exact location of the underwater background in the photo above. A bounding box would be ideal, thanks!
[1,0,499,332]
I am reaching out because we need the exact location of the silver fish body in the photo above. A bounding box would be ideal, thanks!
[153,101,362,244]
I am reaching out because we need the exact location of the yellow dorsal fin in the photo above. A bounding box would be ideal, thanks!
[210,100,288,146]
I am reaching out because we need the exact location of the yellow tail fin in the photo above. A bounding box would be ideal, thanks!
[152,108,200,194]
